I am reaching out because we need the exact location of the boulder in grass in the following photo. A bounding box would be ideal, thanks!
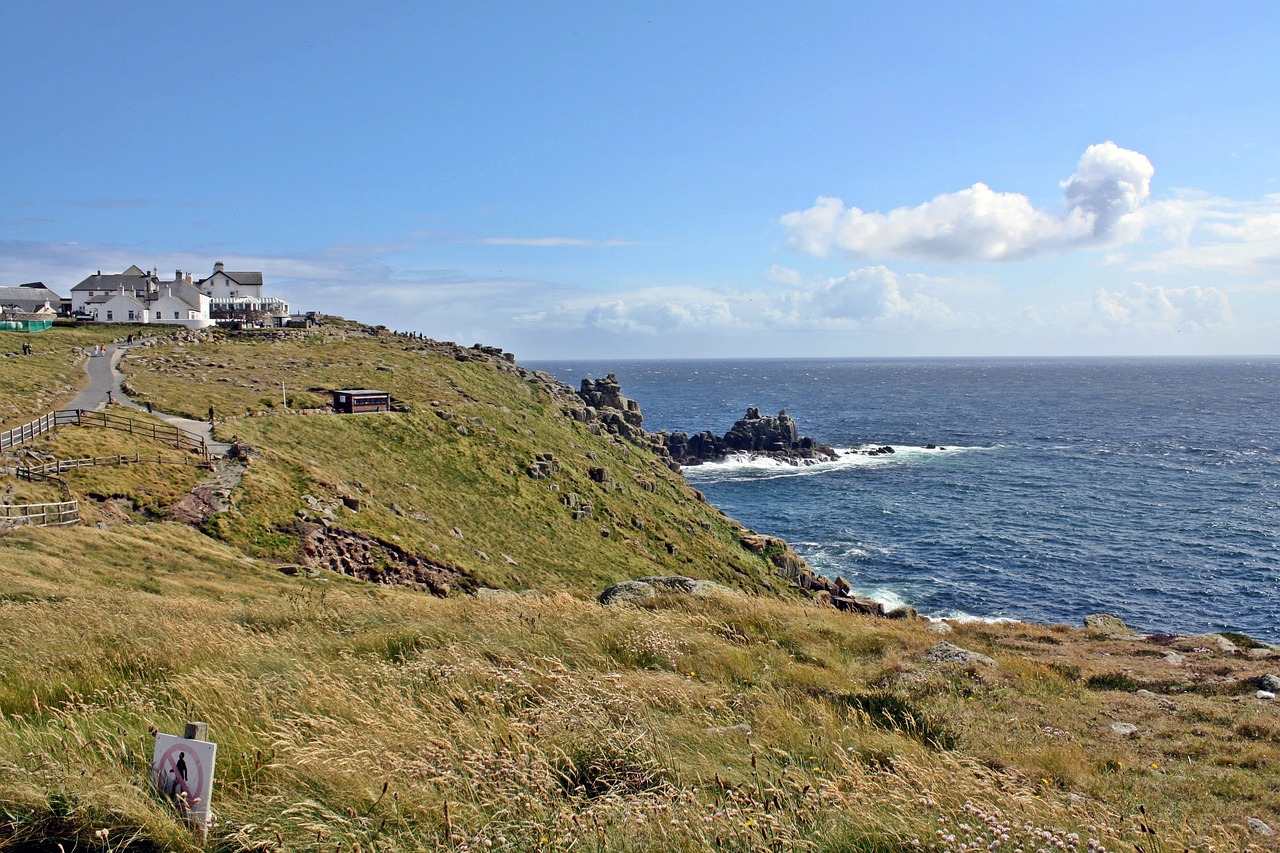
[923,641,995,668]
[1083,614,1134,634]
[599,575,736,606]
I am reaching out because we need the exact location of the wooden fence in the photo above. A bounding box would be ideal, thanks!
[0,501,79,527]
[1,409,213,529]
[0,412,60,451]
[19,453,203,477]
[0,409,209,462]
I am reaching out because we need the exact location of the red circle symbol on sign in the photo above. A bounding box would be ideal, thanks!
[155,743,205,808]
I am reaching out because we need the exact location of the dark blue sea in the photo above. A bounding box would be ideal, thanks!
[530,358,1280,644]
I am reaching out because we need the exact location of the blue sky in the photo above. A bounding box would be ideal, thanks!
[3,2,1279,358]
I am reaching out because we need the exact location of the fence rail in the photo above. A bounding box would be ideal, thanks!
[0,500,79,527]
[0,409,208,462]
[0,412,59,451]
[19,453,204,477]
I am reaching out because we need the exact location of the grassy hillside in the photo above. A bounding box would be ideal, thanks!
[0,324,150,429]
[1,322,1277,851]
[120,324,784,594]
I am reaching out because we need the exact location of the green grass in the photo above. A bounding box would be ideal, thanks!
[0,322,1276,851]
[0,323,182,429]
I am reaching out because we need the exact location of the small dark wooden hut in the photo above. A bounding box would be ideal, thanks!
[331,389,390,414]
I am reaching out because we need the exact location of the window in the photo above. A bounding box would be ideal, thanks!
[106,310,112,320]
[174,311,180,319]
[128,310,135,320]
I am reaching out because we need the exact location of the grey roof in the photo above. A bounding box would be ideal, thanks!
[0,284,61,310]
[72,272,151,292]
[200,270,264,287]
[86,291,147,306]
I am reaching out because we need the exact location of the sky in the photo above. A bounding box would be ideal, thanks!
[3,2,1279,359]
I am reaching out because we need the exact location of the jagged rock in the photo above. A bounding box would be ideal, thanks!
[1110,722,1139,737]
[832,595,885,616]
[1083,614,1133,634]
[885,605,919,620]
[294,522,467,596]
[923,641,995,668]
[660,407,837,468]
[925,621,954,634]
[1259,674,1280,693]
[599,575,736,606]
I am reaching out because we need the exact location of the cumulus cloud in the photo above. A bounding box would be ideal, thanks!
[1128,193,1280,273]
[565,267,968,339]
[582,290,746,334]
[782,142,1154,261]
[1092,283,1230,330]
[769,265,958,329]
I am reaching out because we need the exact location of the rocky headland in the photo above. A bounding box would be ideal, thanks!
[564,373,838,468]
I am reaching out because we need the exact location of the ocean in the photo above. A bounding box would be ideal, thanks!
[530,357,1280,644]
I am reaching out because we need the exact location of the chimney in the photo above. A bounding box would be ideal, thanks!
[214,261,225,273]
[175,269,182,282]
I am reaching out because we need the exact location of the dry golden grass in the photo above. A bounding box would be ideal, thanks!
[1,325,1277,851]
[1,523,1277,851]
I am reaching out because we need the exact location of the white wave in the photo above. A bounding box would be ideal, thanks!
[930,609,1020,625]
[682,443,985,480]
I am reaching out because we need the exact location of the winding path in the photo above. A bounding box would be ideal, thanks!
[68,340,231,457]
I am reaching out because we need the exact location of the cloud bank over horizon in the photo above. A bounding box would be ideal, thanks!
[782,142,1156,262]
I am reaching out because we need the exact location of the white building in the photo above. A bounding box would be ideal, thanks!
[197,262,289,324]
[70,261,287,328]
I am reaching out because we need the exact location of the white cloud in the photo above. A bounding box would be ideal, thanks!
[768,265,959,329]
[1092,283,1230,330]
[1060,141,1153,242]
[1128,193,1280,273]
[562,267,970,339]
[580,289,748,334]
[765,263,804,287]
[782,141,1154,262]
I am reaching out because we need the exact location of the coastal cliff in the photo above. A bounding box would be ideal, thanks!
[1,320,1278,851]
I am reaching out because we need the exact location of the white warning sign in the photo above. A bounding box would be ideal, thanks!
[152,732,217,832]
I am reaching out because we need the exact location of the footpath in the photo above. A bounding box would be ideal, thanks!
[68,340,232,458]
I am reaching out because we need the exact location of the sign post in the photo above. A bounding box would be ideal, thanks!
[152,722,217,838]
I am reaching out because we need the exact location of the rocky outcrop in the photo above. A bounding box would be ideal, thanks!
[599,575,737,606]
[295,522,469,596]
[571,374,648,441]
[660,408,838,467]
[923,641,996,668]
[1084,614,1135,635]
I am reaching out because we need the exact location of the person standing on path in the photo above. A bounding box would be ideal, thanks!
[208,405,215,426]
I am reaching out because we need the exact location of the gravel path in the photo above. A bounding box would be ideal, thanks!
[67,339,231,457]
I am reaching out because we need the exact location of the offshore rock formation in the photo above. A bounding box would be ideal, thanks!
[565,376,836,468]
[659,407,839,467]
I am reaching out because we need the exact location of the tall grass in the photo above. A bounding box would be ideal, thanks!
[1,524,1273,850]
